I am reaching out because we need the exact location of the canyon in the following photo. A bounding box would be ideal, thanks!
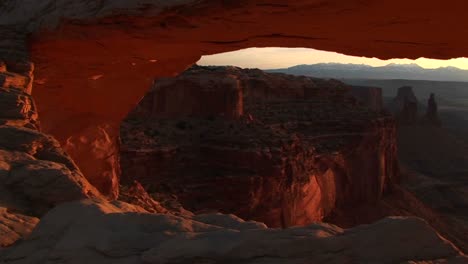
[0,0,468,263]
[13,0,468,189]
[120,65,399,228]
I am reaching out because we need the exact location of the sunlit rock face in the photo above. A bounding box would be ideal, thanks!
[121,66,399,227]
[0,1,467,259]
[0,29,102,217]
[0,0,465,190]
[147,72,243,120]
[0,29,104,247]
[1,199,465,264]
[61,123,120,199]
[0,207,39,248]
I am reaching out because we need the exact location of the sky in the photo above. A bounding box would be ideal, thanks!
[197,47,468,70]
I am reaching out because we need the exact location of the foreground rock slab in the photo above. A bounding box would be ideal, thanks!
[0,199,465,264]
[0,125,102,216]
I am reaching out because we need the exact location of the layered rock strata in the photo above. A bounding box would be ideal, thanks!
[0,2,466,261]
[3,0,466,200]
[0,28,102,246]
[391,86,419,124]
[0,208,39,248]
[0,0,465,211]
[121,66,399,227]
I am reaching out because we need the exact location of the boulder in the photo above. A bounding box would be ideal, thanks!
[0,125,102,216]
[136,71,243,120]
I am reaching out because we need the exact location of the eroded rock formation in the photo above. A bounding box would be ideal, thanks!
[121,66,399,227]
[391,86,419,124]
[0,208,38,248]
[1,0,466,188]
[0,199,465,264]
[350,85,384,111]
[425,93,442,126]
[147,71,243,119]
[1,1,468,261]
[61,123,120,199]
[0,30,103,246]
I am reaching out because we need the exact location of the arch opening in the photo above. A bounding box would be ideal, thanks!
[114,47,463,233]
[1,0,468,255]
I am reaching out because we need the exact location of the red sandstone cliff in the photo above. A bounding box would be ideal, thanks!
[121,66,399,227]
[1,2,468,261]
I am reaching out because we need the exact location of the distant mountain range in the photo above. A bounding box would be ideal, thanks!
[266,63,468,82]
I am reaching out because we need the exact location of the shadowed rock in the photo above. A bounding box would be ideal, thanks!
[0,125,102,216]
[0,199,464,264]
[350,85,384,111]
[0,208,39,247]
[121,66,399,228]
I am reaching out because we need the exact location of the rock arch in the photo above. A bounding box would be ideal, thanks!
[2,0,467,197]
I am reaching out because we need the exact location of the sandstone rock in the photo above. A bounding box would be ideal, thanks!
[0,207,38,247]
[0,72,29,90]
[0,87,38,129]
[121,66,399,228]
[0,32,106,244]
[61,123,119,199]
[0,199,464,264]
[0,125,102,216]
[424,93,442,126]
[137,72,243,120]
[350,85,384,111]
[0,33,37,129]
[0,125,77,168]
[0,28,33,95]
[1,3,467,262]
[119,181,195,218]
[391,86,419,124]
[119,181,168,214]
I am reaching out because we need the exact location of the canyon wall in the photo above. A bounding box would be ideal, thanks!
[0,1,467,260]
[350,85,384,111]
[121,66,399,227]
[390,86,419,124]
[0,1,465,188]
[0,27,103,245]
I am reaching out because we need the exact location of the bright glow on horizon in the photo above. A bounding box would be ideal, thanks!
[197,47,468,70]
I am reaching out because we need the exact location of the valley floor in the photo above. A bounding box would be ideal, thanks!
[396,108,468,253]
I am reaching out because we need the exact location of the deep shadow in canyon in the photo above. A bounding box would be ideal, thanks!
[119,65,399,228]
[119,65,468,253]
[1,1,468,263]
